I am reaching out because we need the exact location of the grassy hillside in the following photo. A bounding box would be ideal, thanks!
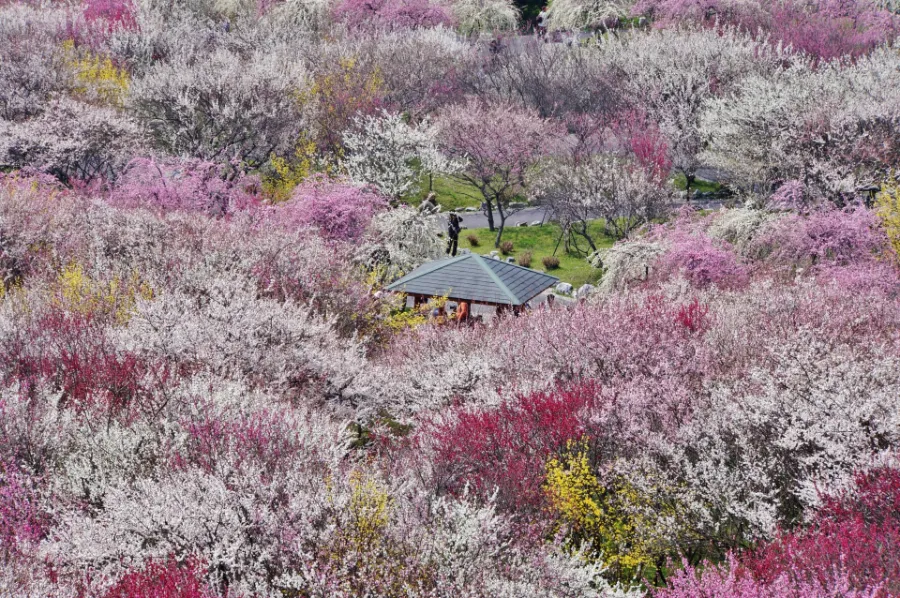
[460,221,615,288]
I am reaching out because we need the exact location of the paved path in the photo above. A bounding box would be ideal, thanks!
[440,207,550,230]
[434,169,730,230]
[439,198,727,231]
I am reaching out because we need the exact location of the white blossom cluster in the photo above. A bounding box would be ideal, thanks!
[700,47,900,197]
[343,111,462,198]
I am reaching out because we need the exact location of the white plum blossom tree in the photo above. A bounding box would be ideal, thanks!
[129,48,307,165]
[700,47,900,201]
[343,111,462,199]
[111,254,369,401]
[0,98,146,182]
[547,0,635,30]
[600,28,779,200]
[357,205,444,280]
[0,4,72,122]
[450,0,520,34]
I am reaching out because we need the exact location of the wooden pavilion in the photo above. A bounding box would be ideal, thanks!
[385,253,559,308]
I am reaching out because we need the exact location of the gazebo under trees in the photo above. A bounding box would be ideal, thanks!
[386,253,559,307]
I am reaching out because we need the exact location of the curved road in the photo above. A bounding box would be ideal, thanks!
[442,207,550,230]
[440,196,727,230]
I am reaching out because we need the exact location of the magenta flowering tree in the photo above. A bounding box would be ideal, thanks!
[611,110,673,181]
[280,175,388,242]
[659,464,900,597]
[82,0,138,35]
[103,557,215,598]
[653,230,750,290]
[333,0,455,30]
[436,98,562,246]
[657,555,879,597]
[634,0,899,61]
[422,383,596,515]
[110,158,262,216]
[745,464,900,595]
[751,207,889,271]
[0,460,49,561]
[767,0,899,61]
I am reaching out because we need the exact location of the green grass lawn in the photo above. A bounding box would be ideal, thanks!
[461,221,616,288]
[672,173,724,194]
[407,175,485,212]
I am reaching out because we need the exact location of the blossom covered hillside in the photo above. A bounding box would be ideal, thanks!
[1,0,900,596]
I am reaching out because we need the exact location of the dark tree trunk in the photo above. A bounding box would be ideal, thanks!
[484,198,496,232]
[494,220,506,248]
[493,200,507,247]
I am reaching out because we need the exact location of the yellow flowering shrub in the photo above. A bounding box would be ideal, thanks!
[876,176,900,261]
[347,470,393,549]
[302,56,384,158]
[63,40,130,106]
[263,135,319,202]
[544,441,655,581]
[55,263,152,324]
[309,469,441,596]
[383,307,428,333]
[382,294,449,333]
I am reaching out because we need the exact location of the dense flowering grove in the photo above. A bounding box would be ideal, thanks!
[2,0,900,596]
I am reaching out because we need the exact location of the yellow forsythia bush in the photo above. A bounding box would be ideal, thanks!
[63,41,130,106]
[544,441,654,581]
[263,136,318,202]
[347,470,393,549]
[876,176,900,261]
[55,263,152,323]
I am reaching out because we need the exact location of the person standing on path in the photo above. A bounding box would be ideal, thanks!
[447,213,462,256]
[536,6,549,38]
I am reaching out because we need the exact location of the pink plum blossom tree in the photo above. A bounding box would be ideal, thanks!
[634,0,899,61]
[110,157,262,216]
[281,174,388,242]
[333,0,455,30]
[436,98,562,246]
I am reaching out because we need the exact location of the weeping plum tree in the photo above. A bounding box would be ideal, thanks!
[436,99,561,247]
